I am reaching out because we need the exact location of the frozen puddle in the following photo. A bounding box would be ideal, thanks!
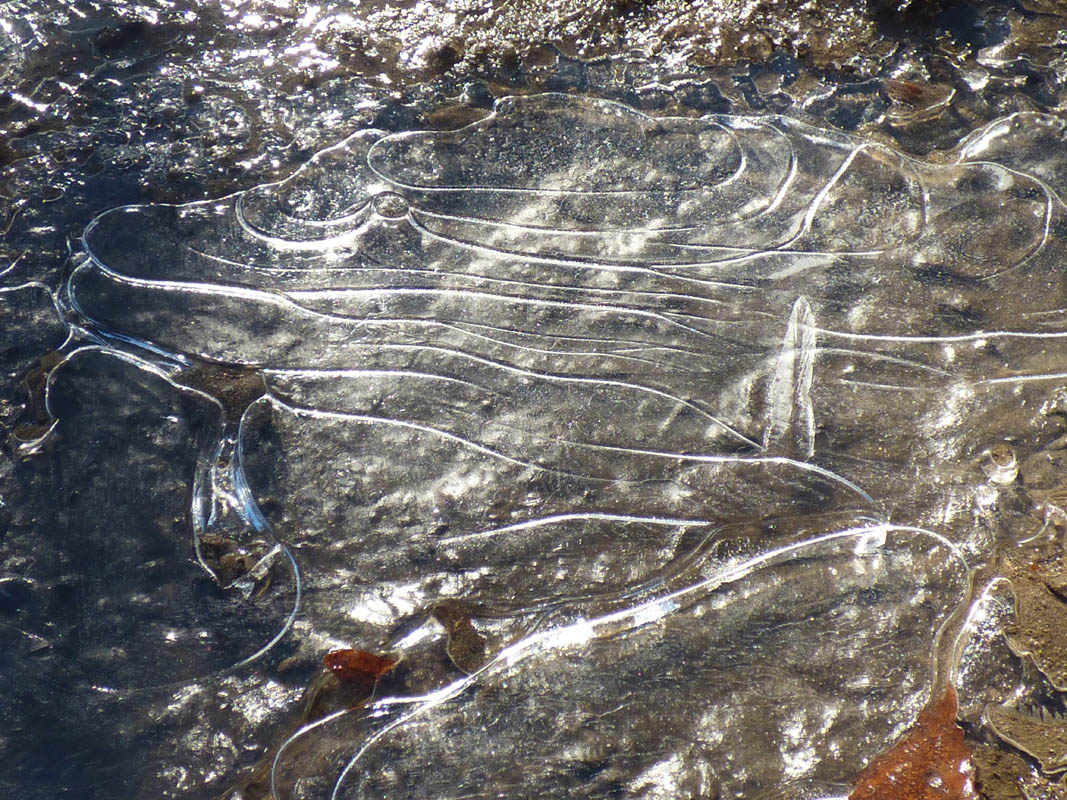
[273,525,968,800]
[61,96,1067,796]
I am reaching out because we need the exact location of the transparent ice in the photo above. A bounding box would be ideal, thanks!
[55,95,1067,796]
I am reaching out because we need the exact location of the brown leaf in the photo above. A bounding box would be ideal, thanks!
[322,648,399,693]
[850,686,977,800]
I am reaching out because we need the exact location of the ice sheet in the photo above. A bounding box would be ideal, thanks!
[55,94,1067,797]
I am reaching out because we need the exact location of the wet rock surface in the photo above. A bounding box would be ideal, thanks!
[6,2,1067,799]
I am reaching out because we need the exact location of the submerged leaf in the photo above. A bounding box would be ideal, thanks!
[849,686,976,800]
[323,648,399,692]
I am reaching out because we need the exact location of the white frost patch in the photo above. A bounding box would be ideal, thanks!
[346,580,426,623]
[164,682,207,717]
[781,743,818,780]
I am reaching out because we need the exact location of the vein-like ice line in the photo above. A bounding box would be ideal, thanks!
[284,286,749,333]
[266,374,608,454]
[750,121,799,218]
[0,251,26,280]
[436,322,709,372]
[953,159,1058,263]
[839,379,924,392]
[312,320,712,372]
[270,215,791,300]
[408,208,731,270]
[671,141,895,267]
[818,347,960,379]
[407,208,893,269]
[163,231,774,350]
[285,280,746,316]
[266,367,499,396]
[77,249,300,307]
[333,257,772,331]
[435,512,717,546]
[349,236,773,300]
[446,314,761,343]
[364,101,747,195]
[349,261,752,308]
[389,133,788,232]
[406,203,783,238]
[663,241,887,258]
[272,397,621,480]
[234,198,377,251]
[71,258,762,445]
[272,341,760,449]
[800,142,874,235]
[270,396,872,504]
[78,251,755,357]
[956,115,1067,206]
[978,371,1067,385]
[235,190,374,236]
[0,280,54,295]
[183,241,325,272]
[763,251,875,280]
[816,326,1067,344]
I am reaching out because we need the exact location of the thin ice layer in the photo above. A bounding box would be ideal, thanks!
[271,526,969,800]
[61,95,1067,797]
[69,98,1067,563]
[37,349,298,689]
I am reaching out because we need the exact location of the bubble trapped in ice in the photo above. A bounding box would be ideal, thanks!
[65,94,1067,796]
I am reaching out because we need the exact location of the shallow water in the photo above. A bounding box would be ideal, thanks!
[6,2,1067,799]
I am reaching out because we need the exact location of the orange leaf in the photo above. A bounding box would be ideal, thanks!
[850,686,976,800]
[322,649,399,693]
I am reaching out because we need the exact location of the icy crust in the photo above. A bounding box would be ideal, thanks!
[70,98,1067,530]
[63,95,1067,796]
[271,527,969,800]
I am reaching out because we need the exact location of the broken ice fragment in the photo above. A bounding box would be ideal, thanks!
[1005,571,1067,692]
[987,703,1067,774]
